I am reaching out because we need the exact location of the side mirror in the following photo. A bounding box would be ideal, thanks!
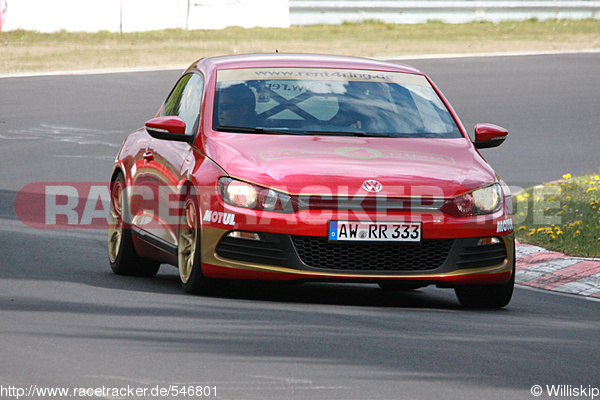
[473,123,508,149]
[145,116,193,144]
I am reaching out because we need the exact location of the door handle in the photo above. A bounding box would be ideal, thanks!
[143,151,154,161]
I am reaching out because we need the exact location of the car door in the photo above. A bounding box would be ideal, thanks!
[143,72,205,251]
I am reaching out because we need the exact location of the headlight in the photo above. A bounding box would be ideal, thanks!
[472,183,502,214]
[442,183,503,217]
[222,180,258,208]
[218,177,294,213]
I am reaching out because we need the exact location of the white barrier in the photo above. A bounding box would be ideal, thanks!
[1,0,599,32]
[0,0,290,32]
[0,0,6,30]
[188,0,290,30]
[290,1,600,25]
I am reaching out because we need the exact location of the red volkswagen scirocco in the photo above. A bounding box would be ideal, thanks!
[108,53,514,308]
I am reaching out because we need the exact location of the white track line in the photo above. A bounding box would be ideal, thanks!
[1,48,599,79]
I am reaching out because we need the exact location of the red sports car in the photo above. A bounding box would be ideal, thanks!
[108,53,514,308]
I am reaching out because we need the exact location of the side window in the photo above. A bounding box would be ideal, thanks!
[163,73,205,135]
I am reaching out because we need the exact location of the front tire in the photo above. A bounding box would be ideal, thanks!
[454,255,515,309]
[177,190,211,294]
[108,173,160,277]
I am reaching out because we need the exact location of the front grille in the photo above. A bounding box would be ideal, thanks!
[297,195,442,212]
[215,232,508,274]
[290,236,454,272]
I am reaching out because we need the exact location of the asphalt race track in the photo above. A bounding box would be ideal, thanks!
[1,52,599,399]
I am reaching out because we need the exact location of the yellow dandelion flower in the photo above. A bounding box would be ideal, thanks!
[563,173,572,180]
[587,187,598,192]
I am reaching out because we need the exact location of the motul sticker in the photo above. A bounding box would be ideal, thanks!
[496,218,513,233]
[203,210,235,226]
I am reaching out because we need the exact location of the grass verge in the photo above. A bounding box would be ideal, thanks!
[515,172,600,257]
[1,19,600,74]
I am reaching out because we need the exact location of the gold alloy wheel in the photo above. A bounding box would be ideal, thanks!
[178,198,198,284]
[108,179,123,263]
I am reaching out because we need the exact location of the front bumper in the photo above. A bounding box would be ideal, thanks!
[200,227,514,285]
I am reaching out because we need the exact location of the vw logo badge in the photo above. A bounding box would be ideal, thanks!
[362,180,383,193]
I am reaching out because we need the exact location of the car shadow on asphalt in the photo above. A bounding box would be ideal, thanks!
[119,267,465,310]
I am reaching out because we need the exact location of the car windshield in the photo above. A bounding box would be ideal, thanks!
[213,67,462,138]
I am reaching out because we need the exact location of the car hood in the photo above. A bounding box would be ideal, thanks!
[204,134,497,197]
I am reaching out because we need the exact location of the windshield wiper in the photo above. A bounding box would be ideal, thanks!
[217,126,401,137]
[217,126,305,135]
[304,130,384,137]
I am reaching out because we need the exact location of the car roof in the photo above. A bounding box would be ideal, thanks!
[192,53,424,75]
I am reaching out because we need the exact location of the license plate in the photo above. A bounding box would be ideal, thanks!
[328,221,422,242]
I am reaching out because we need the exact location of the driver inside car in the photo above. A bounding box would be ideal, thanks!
[217,83,257,128]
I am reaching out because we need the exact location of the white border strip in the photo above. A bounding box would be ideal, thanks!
[388,48,600,61]
[1,49,599,79]
[517,284,600,303]
[0,64,187,79]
